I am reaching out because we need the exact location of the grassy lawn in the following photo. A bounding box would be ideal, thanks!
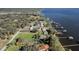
[15,32,35,40]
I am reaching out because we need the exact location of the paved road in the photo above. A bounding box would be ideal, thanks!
[1,29,21,51]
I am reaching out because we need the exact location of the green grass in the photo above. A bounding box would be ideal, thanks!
[15,32,34,40]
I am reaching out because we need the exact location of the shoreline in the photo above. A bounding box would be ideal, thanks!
[0,8,79,51]
[40,10,65,50]
[41,9,79,51]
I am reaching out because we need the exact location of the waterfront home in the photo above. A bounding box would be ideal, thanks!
[38,34,50,44]
[39,35,47,40]
[39,21,44,27]
[42,27,49,35]
[30,26,38,33]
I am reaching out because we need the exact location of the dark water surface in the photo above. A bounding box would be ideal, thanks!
[41,8,79,51]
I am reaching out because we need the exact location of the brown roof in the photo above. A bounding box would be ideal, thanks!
[38,44,49,51]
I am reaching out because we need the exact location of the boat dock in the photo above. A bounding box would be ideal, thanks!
[51,20,79,51]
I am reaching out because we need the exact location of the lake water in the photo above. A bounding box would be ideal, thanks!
[42,8,79,41]
[41,8,79,50]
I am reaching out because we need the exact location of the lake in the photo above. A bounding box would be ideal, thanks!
[41,8,79,51]
[42,8,79,41]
